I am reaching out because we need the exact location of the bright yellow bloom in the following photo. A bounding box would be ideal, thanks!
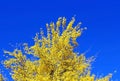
[2,17,112,81]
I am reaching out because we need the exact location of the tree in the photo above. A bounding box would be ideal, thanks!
[1,17,112,81]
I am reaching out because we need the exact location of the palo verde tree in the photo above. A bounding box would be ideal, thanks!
[1,17,112,81]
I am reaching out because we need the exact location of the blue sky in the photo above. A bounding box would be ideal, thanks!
[0,0,120,80]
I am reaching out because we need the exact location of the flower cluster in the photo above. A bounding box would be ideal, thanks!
[1,17,112,81]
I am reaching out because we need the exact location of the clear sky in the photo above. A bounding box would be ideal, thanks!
[0,0,120,80]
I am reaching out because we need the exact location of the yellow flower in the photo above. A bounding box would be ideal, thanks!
[3,17,112,81]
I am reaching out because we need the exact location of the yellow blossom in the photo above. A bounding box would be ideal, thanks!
[2,17,112,81]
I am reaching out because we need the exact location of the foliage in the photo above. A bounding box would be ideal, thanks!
[0,74,4,81]
[1,17,112,81]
